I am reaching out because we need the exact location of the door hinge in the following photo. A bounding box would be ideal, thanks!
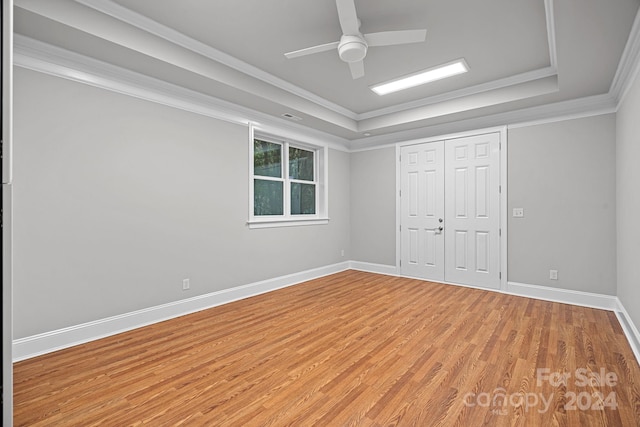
[499,185,502,194]
[400,259,402,267]
[499,228,502,236]
[499,272,502,279]
[399,224,402,232]
[399,189,402,197]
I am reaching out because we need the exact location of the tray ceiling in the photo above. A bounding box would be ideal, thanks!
[13,0,640,145]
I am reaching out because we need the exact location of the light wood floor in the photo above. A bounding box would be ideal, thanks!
[13,270,640,426]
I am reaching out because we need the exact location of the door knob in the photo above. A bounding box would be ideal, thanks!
[438,218,443,223]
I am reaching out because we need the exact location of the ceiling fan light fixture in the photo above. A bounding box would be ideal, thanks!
[338,35,368,62]
[371,59,469,95]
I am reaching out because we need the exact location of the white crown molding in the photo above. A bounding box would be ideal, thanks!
[15,32,579,152]
[14,35,351,152]
[349,93,616,151]
[357,67,558,121]
[51,0,562,133]
[611,6,640,108]
[545,0,558,69]
[16,0,359,134]
[75,0,561,127]
[358,74,559,132]
[16,32,613,154]
[14,0,625,149]
[75,0,561,126]
[16,0,571,141]
[505,95,617,129]
[358,0,558,122]
[75,0,359,121]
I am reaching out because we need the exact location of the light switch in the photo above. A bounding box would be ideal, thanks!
[513,208,524,218]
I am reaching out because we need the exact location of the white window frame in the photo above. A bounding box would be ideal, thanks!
[248,127,328,229]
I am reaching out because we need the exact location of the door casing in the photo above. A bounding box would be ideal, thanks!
[395,127,508,291]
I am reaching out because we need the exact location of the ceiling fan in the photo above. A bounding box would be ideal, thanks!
[284,0,427,79]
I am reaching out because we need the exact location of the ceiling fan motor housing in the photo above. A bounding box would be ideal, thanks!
[338,35,368,62]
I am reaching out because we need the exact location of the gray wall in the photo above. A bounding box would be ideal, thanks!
[616,70,640,328]
[507,115,617,294]
[350,147,396,265]
[349,118,618,297]
[13,65,632,341]
[13,68,350,338]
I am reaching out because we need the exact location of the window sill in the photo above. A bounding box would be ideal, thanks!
[247,217,330,229]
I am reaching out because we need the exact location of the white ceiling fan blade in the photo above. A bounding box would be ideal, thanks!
[364,29,427,47]
[335,0,360,35]
[284,41,340,59]
[349,60,365,79]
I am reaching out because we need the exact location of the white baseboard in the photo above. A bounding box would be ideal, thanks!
[347,268,639,364]
[505,281,618,311]
[13,261,350,362]
[348,261,398,276]
[614,300,640,365]
[14,265,640,368]
[505,281,639,365]
[348,266,621,313]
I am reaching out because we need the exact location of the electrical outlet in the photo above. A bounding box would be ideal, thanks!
[341,249,345,257]
[513,208,524,218]
[550,270,558,280]
[182,278,190,290]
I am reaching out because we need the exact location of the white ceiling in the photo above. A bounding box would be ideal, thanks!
[13,0,640,146]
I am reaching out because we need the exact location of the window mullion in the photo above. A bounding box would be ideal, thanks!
[284,142,290,218]
[255,176,284,183]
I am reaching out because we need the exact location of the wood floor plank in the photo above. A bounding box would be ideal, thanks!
[13,270,640,426]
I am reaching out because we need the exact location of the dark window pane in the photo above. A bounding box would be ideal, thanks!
[291,183,316,215]
[254,140,282,178]
[254,179,283,215]
[289,147,314,181]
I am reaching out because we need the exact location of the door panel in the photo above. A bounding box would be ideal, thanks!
[408,228,419,264]
[400,142,445,281]
[476,231,489,272]
[454,230,468,270]
[408,172,418,216]
[424,230,437,266]
[454,168,467,217]
[476,166,489,217]
[444,133,501,289]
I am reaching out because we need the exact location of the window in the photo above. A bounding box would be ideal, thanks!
[249,133,328,228]
[253,139,284,216]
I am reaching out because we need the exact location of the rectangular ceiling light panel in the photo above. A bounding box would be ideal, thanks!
[371,59,469,95]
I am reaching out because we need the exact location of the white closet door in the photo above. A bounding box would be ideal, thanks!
[444,133,501,289]
[400,141,445,281]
